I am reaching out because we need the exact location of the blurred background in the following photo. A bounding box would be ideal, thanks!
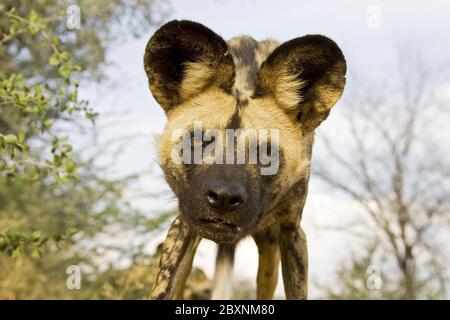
[0,0,449,299]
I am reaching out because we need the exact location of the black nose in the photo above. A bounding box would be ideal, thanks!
[205,180,247,212]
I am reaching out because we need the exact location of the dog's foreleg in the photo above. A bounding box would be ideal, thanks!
[279,224,308,299]
[253,227,280,300]
[150,217,201,300]
[211,244,235,300]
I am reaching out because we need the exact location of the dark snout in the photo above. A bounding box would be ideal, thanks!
[205,180,247,212]
[179,165,261,243]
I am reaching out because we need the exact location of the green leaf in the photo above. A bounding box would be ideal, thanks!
[29,10,38,24]
[4,134,18,144]
[29,25,40,36]
[58,65,70,79]
[53,155,61,166]
[70,88,78,102]
[49,53,60,66]
[62,144,73,153]
[44,118,53,127]
[31,248,42,258]
[60,51,70,61]
[32,230,42,241]
[18,129,26,142]
[51,35,60,45]
[66,228,77,237]
[65,160,75,173]
[11,245,24,258]
[9,23,17,35]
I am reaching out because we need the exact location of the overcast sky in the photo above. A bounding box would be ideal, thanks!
[78,0,450,298]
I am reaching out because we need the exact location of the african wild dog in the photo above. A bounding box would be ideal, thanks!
[144,20,346,299]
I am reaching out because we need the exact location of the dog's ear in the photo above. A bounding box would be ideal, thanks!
[144,20,235,112]
[255,35,346,133]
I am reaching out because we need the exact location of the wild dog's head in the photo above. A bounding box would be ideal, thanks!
[144,20,346,243]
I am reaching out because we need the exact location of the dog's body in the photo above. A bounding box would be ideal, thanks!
[144,20,346,299]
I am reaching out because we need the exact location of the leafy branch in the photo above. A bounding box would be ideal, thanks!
[0,6,97,183]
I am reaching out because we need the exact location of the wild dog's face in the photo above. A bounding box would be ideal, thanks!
[144,21,346,243]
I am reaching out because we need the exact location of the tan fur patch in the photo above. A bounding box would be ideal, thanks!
[157,88,237,182]
[179,60,215,101]
[239,97,311,193]
[255,39,279,67]
[272,71,306,112]
[257,67,306,114]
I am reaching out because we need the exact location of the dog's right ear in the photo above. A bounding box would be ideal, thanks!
[144,20,235,112]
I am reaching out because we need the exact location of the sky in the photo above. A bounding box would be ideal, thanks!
[78,0,450,298]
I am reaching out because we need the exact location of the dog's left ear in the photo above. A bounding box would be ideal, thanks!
[255,35,346,133]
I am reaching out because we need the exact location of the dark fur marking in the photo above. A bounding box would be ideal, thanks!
[236,99,249,109]
[227,110,240,129]
[228,36,259,97]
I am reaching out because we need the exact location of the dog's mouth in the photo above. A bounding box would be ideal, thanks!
[198,218,242,233]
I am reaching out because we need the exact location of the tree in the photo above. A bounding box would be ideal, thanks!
[0,1,171,298]
[314,48,450,299]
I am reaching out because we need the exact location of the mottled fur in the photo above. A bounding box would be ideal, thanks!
[144,20,346,300]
